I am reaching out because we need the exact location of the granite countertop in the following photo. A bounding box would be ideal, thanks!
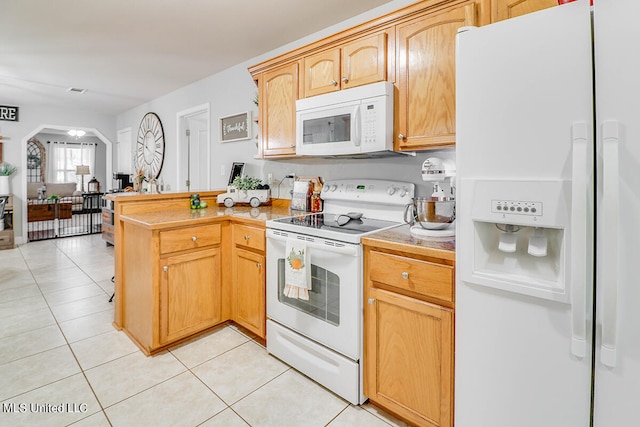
[119,204,294,230]
[362,224,456,261]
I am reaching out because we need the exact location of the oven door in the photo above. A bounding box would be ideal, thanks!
[266,228,362,360]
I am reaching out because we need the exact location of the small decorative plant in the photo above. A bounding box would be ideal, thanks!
[232,175,263,191]
[0,162,17,176]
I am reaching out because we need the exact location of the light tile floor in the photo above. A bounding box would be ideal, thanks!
[0,234,409,427]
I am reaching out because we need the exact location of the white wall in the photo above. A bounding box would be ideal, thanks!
[0,105,115,241]
[114,0,447,196]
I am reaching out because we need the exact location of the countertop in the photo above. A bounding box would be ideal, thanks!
[119,204,294,230]
[362,224,456,261]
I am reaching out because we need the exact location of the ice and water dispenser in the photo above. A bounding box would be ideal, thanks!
[458,179,572,303]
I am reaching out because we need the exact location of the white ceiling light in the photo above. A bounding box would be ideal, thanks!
[68,129,86,138]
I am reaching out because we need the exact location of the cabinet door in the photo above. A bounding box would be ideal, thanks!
[342,32,387,90]
[492,0,557,22]
[396,2,476,151]
[233,248,265,338]
[160,248,222,344]
[260,61,300,157]
[304,48,341,97]
[364,287,453,427]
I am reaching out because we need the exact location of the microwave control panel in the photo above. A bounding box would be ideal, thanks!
[362,101,379,145]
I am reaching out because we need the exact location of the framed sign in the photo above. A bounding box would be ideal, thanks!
[220,111,252,142]
[0,105,19,122]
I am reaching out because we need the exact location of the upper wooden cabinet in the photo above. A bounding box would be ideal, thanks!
[259,61,300,157]
[303,32,388,98]
[492,0,558,22]
[395,1,477,151]
[249,0,491,157]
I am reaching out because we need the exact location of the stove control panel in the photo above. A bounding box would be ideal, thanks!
[321,179,415,206]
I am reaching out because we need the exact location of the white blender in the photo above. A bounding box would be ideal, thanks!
[404,157,456,238]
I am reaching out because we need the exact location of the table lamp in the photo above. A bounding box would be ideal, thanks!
[76,165,90,192]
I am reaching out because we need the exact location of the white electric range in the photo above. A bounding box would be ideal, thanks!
[265,179,415,404]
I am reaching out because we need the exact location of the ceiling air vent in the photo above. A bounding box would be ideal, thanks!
[66,87,88,94]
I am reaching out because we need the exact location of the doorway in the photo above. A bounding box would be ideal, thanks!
[19,125,113,244]
[177,104,210,192]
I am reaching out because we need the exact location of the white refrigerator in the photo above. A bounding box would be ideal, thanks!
[455,0,640,425]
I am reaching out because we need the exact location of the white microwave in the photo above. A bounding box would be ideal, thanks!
[296,81,394,156]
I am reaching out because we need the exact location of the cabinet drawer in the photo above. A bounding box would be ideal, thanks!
[160,223,221,254]
[0,229,14,248]
[102,210,114,225]
[369,251,454,303]
[233,224,265,252]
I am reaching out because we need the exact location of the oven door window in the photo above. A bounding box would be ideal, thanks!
[276,259,340,326]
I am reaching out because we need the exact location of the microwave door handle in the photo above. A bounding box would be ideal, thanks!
[353,105,361,146]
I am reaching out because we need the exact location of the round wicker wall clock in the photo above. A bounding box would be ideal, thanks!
[135,112,165,179]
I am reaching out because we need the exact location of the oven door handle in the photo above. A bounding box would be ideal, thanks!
[266,229,359,256]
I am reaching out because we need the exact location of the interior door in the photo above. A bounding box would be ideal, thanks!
[593,0,640,424]
[187,114,209,191]
[177,107,210,192]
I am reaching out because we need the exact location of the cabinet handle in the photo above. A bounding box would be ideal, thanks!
[192,236,197,242]
[342,77,349,84]
[331,79,338,86]
[368,298,375,305]
[256,263,262,268]
[244,235,250,241]
[398,133,405,141]
[163,265,168,272]
[401,272,409,279]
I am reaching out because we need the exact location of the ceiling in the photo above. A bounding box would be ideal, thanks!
[0,0,394,116]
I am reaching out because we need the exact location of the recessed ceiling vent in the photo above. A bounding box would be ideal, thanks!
[66,87,88,94]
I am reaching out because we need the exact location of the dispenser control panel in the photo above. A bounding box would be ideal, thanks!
[492,200,543,216]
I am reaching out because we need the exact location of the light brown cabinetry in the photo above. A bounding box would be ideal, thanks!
[258,61,300,157]
[303,32,388,97]
[0,195,14,250]
[491,0,557,22]
[160,247,222,344]
[395,1,478,151]
[231,223,266,338]
[121,220,224,354]
[364,244,455,427]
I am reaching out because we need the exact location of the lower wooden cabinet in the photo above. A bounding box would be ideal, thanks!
[231,223,266,338]
[364,245,455,427]
[160,248,222,344]
[121,220,225,354]
[233,248,265,338]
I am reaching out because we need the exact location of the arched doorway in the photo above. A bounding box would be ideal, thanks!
[18,125,113,243]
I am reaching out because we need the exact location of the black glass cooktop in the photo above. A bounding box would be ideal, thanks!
[272,213,400,235]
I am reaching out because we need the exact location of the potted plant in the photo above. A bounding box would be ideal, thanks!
[0,161,17,195]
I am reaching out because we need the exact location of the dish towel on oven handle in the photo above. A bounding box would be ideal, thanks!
[284,238,311,300]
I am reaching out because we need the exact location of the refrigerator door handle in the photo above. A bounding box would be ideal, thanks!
[601,120,620,368]
[570,122,588,358]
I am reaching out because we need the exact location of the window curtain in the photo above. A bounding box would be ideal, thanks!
[47,142,96,189]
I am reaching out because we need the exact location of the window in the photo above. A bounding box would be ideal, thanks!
[47,142,95,190]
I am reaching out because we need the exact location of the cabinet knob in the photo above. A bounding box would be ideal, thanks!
[401,272,409,279]
[192,236,197,242]
[342,77,349,84]
[244,235,250,241]
[163,265,168,272]
[398,133,405,141]
[331,79,338,86]
[368,298,375,305]
[256,263,262,268]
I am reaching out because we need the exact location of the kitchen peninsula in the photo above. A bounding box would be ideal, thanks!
[107,191,291,355]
